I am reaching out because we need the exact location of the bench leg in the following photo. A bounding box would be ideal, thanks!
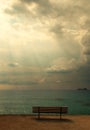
[38,107,40,119]
[38,112,40,119]
[60,107,62,119]
[60,113,62,119]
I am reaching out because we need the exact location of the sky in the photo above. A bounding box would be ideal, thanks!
[0,0,90,90]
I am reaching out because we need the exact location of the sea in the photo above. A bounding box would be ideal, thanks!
[0,89,90,115]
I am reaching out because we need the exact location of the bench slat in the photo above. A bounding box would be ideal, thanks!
[33,106,68,113]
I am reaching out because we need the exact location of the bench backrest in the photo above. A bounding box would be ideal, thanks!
[32,106,68,113]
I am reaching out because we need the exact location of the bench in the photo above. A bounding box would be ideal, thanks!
[32,106,68,119]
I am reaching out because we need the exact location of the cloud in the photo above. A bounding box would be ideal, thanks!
[38,78,46,83]
[0,79,37,86]
[4,0,90,62]
[82,33,90,47]
[5,0,52,19]
[50,23,64,38]
[8,62,19,67]
[1,0,90,89]
[4,1,88,35]
[84,48,90,55]
[46,58,81,73]
[5,2,29,16]
[81,32,90,64]
[0,70,46,87]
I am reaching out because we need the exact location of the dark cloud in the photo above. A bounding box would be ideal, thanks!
[5,0,53,18]
[78,0,90,64]
[83,49,90,56]
[81,32,90,63]
[5,0,90,23]
[50,24,63,38]
[20,0,50,6]
[0,80,37,86]
[8,63,19,67]
[5,1,31,16]
[84,48,90,55]
[46,63,90,89]
[5,0,90,36]
[82,33,90,47]
[76,64,90,86]
[20,0,52,15]
[81,19,90,31]
[47,69,73,74]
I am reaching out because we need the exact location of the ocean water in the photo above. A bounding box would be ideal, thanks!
[0,89,90,115]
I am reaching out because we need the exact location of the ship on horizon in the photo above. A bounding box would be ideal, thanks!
[77,88,88,90]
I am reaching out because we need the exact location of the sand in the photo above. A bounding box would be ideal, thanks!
[0,115,90,130]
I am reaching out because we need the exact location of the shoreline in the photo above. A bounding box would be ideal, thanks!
[0,115,90,130]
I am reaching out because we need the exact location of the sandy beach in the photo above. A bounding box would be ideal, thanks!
[0,115,90,130]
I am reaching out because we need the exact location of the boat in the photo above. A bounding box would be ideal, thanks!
[77,88,88,90]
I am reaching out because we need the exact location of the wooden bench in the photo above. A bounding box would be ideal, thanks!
[32,106,68,119]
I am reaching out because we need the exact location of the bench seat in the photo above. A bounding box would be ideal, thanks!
[32,106,68,119]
